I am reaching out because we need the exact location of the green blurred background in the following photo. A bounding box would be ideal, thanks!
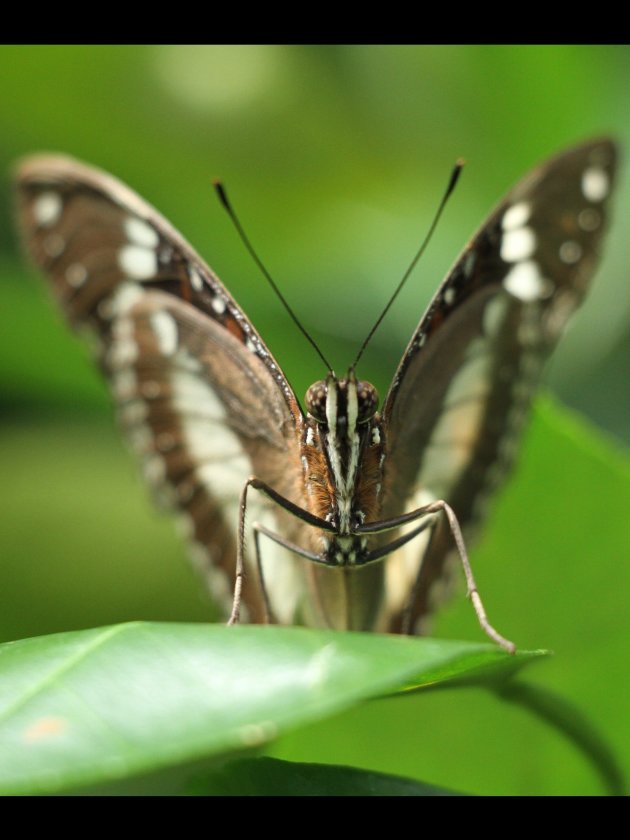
[1,45,629,795]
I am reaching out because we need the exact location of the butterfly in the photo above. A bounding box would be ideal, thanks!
[14,138,617,653]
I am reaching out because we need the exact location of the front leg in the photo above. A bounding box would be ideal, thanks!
[357,500,516,654]
[228,476,335,626]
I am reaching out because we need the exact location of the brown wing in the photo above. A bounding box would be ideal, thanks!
[14,154,309,623]
[380,138,617,631]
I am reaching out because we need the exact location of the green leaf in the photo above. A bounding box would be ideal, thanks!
[187,756,465,796]
[0,623,541,795]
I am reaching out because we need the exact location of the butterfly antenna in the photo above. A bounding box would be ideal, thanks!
[214,180,334,373]
[351,160,464,371]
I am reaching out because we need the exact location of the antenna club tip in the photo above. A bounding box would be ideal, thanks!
[446,160,465,195]
[213,179,230,209]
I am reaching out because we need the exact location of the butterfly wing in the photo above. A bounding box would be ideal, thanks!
[380,138,617,631]
[14,155,309,623]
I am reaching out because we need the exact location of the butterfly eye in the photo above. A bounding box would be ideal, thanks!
[356,380,379,423]
[305,380,328,423]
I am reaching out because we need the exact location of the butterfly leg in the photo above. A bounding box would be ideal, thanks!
[358,500,516,654]
[252,524,276,625]
[421,500,515,653]
[227,478,250,626]
[228,476,335,626]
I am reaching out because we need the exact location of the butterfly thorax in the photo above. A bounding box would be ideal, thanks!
[302,372,384,565]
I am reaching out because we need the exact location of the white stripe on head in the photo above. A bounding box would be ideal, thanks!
[346,378,358,438]
[325,379,338,430]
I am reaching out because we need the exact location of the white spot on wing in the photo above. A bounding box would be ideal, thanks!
[581,166,609,202]
[127,423,153,454]
[65,263,88,288]
[119,245,158,279]
[108,314,139,367]
[578,208,600,231]
[120,398,148,426]
[109,282,144,317]
[211,295,226,314]
[150,311,178,356]
[189,266,204,292]
[34,192,62,226]
[502,201,531,231]
[500,227,536,263]
[141,380,162,399]
[143,453,166,484]
[125,217,159,248]
[503,261,553,302]
[463,250,476,277]
[112,368,137,400]
[443,287,456,306]
[559,240,582,265]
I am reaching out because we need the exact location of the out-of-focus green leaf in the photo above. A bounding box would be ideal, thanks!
[0,622,542,795]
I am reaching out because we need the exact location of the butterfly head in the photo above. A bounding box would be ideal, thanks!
[305,370,379,436]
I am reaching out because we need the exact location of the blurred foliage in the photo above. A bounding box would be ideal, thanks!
[2,46,629,428]
[0,45,629,795]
